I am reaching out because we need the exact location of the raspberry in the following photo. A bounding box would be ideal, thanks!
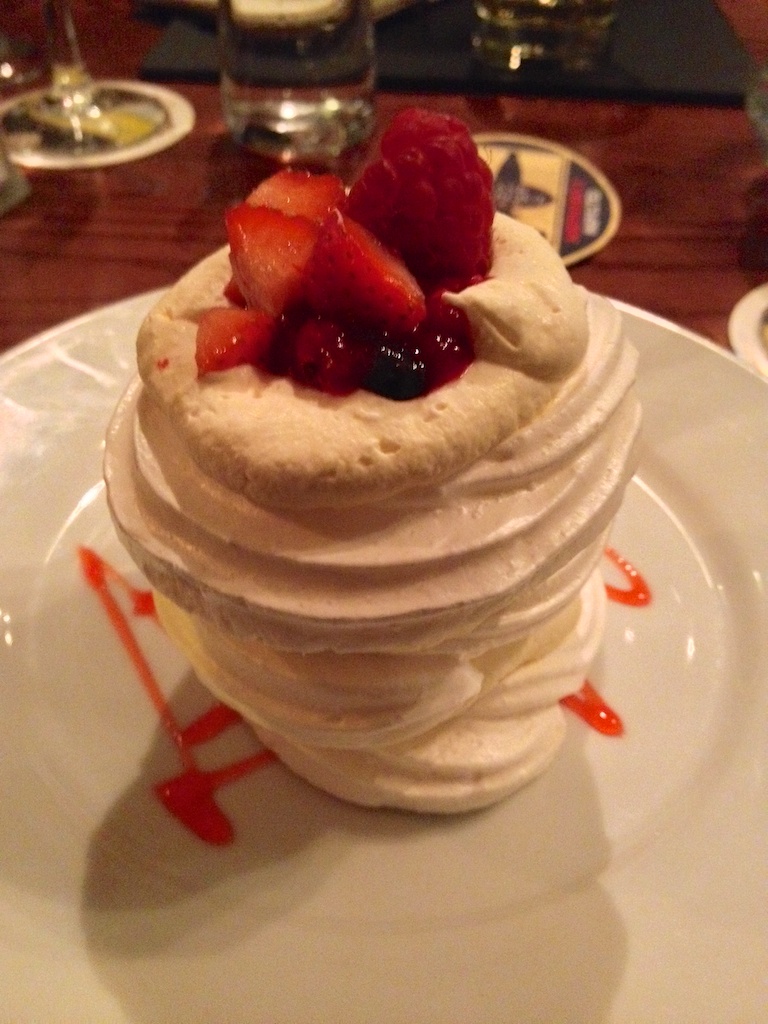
[380,108,473,161]
[289,316,375,396]
[346,109,494,290]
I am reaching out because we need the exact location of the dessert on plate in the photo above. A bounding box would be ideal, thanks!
[104,109,641,812]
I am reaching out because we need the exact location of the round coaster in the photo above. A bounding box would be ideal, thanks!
[0,81,195,170]
[728,282,768,378]
[474,132,621,266]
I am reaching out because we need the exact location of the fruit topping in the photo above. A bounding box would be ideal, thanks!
[289,316,375,396]
[225,203,318,317]
[195,307,277,375]
[246,169,346,223]
[222,275,246,308]
[193,109,495,400]
[416,288,475,390]
[364,340,427,401]
[346,108,495,288]
[304,210,426,334]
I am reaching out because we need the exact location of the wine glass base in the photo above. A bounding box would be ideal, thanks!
[0,80,195,169]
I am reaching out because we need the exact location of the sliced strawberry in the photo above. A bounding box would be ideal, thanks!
[225,203,319,317]
[304,211,426,334]
[223,276,246,307]
[246,169,346,223]
[195,307,276,376]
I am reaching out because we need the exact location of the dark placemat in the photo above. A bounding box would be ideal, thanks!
[138,0,754,106]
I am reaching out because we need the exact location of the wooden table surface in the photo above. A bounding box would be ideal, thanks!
[2,0,768,356]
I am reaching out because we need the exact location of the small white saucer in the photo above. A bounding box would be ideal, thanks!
[0,81,195,170]
[728,281,768,377]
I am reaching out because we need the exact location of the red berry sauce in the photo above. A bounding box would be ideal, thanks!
[78,547,276,846]
[79,543,651,845]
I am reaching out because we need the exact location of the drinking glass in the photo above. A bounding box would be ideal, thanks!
[472,0,616,72]
[0,0,185,168]
[219,0,376,161]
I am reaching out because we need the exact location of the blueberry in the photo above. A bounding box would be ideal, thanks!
[363,342,427,401]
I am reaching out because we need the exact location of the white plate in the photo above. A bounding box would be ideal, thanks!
[1,295,766,1022]
[728,280,768,378]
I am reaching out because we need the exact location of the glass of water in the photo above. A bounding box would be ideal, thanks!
[219,0,376,163]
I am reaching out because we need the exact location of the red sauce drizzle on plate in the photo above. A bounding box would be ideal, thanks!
[561,682,624,736]
[560,548,652,735]
[80,544,651,844]
[603,546,651,606]
[78,547,276,845]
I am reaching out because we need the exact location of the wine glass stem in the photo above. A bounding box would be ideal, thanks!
[44,0,93,111]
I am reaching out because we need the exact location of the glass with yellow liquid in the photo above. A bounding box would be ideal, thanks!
[473,0,617,72]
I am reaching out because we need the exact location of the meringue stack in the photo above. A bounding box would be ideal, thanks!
[104,214,641,812]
